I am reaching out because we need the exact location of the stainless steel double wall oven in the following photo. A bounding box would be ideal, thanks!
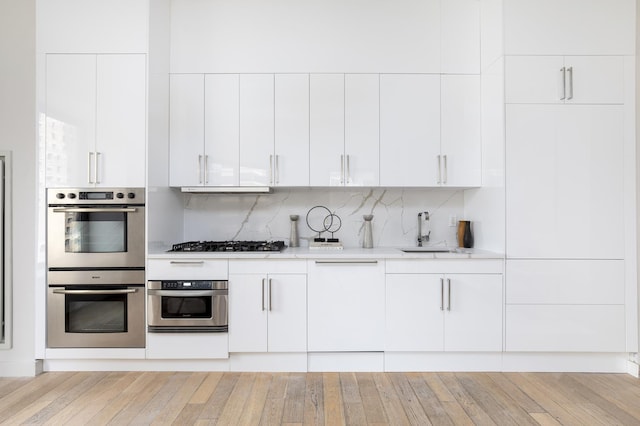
[47,188,145,348]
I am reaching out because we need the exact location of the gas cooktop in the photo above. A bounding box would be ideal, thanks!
[169,240,286,252]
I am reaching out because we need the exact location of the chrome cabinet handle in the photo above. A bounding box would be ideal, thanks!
[147,289,221,297]
[440,278,444,311]
[52,207,137,213]
[346,154,351,184]
[443,155,448,184]
[340,155,344,185]
[269,155,273,185]
[261,278,265,311]
[53,288,138,295]
[567,67,573,100]
[87,152,94,184]
[447,278,451,311]
[198,155,203,184]
[559,67,566,100]
[169,260,204,265]
[204,155,209,184]
[268,278,272,311]
[437,155,442,184]
[95,152,101,184]
[315,260,378,265]
[275,155,280,184]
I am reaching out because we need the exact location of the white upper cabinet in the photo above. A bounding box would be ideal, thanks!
[440,75,481,187]
[441,0,480,74]
[380,74,440,187]
[46,54,146,188]
[506,56,626,105]
[504,0,635,55]
[506,104,625,259]
[205,74,240,186]
[275,74,310,186]
[169,74,204,187]
[240,74,274,186]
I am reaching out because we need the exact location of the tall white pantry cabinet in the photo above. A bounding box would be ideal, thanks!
[503,0,637,352]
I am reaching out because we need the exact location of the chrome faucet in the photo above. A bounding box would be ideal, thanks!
[417,211,430,247]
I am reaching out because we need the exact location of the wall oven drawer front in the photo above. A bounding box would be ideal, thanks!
[47,205,145,269]
[47,285,145,348]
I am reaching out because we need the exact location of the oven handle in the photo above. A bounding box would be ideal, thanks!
[51,207,138,213]
[147,289,227,297]
[52,288,139,295]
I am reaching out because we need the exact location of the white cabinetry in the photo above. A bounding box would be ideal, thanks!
[441,0,480,74]
[505,260,625,352]
[310,74,379,186]
[229,260,306,353]
[45,54,146,187]
[307,260,384,351]
[504,0,635,55]
[385,260,503,352]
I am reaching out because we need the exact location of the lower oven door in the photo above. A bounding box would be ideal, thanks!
[47,285,145,348]
[147,284,228,332]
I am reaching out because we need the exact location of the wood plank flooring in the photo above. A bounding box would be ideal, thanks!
[0,371,639,425]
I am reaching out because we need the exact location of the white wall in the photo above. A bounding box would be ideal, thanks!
[0,0,38,376]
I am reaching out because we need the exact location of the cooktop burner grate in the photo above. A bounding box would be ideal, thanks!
[169,240,286,252]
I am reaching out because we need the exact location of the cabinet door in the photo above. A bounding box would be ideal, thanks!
[275,74,310,186]
[205,74,240,186]
[309,74,345,186]
[380,74,440,186]
[96,54,146,187]
[229,274,268,352]
[169,74,205,187]
[444,274,502,351]
[504,0,635,55]
[45,54,96,187]
[505,56,566,104]
[308,260,385,351]
[564,56,625,105]
[345,74,379,186]
[239,74,274,187]
[441,0,480,74]
[506,105,624,259]
[385,274,444,351]
[267,274,307,352]
[440,75,481,187]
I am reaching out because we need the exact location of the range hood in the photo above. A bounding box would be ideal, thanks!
[180,186,271,194]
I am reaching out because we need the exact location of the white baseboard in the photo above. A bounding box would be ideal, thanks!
[307,352,384,372]
[627,360,640,377]
[229,353,307,372]
[0,360,42,377]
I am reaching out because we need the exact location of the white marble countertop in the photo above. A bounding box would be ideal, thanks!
[148,246,503,260]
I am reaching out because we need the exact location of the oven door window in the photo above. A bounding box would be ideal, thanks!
[65,288,128,333]
[162,296,212,319]
[65,211,127,253]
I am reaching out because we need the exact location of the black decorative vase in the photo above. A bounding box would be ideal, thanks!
[462,220,474,248]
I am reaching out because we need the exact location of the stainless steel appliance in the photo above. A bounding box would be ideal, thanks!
[47,188,145,269]
[47,270,145,348]
[147,280,228,332]
[47,187,146,348]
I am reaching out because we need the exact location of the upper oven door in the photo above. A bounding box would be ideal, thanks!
[47,203,145,269]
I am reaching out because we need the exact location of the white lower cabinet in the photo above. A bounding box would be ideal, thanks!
[229,260,307,353]
[307,260,385,352]
[386,272,503,352]
[505,259,626,352]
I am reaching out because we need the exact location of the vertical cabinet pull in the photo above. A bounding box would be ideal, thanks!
[198,155,203,184]
[437,155,442,184]
[566,67,573,100]
[346,154,351,184]
[447,278,451,311]
[443,155,448,184]
[559,67,566,100]
[87,152,94,184]
[275,155,280,184]
[440,278,444,311]
[204,155,209,184]
[95,152,101,184]
[268,278,272,311]
[261,278,265,311]
[269,155,273,185]
[340,155,345,184]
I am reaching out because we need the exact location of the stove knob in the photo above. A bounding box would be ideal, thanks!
[55,193,65,199]
[116,192,124,199]
[127,192,136,199]
[67,193,76,199]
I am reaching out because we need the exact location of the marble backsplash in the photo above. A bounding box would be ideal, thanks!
[181,187,466,249]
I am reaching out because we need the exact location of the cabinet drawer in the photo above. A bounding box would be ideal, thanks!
[147,258,228,280]
[229,259,306,274]
[386,259,503,274]
[505,305,625,352]
[506,260,624,304]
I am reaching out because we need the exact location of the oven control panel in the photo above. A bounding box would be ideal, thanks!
[154,280,228,290]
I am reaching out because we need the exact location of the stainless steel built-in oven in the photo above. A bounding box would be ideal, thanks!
[147,280,228,332]
[47,270,145,348]
[47,188,145,269]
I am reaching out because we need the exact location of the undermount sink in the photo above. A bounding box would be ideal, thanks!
[399,247,456,253]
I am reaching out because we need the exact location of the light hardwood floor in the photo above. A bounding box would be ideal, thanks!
[0,371,639,425]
